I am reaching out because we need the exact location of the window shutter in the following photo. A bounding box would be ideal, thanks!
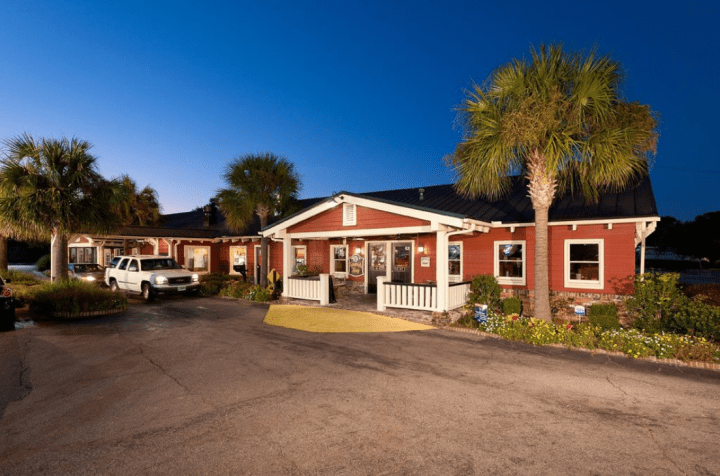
[343,203,356,226]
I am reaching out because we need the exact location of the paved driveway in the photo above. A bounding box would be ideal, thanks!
[1,297,719,475]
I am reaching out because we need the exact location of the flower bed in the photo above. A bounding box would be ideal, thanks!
[18,279,127,319]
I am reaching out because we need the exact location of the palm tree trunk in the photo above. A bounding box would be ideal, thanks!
[533,205,552,321]
[527,151,556,322]
[50,232,62,282]
[259,215,269,287]
[0,235,7,271]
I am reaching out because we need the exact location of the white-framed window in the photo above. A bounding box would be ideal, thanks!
[564,239,604,289]
[229,246,247,274]
[330,245,348,277]
[448,242,462,282]
[343,203,356,226]
[292,245,307,274]
[185,245,210,272]
[494,240,526,286]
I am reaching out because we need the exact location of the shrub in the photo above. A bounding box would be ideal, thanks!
[0,270,39,286]
[626,273,687,333]
[467,274,502,312]
[588,303,620,330]
[502,297,522,316]
[200,273,238,296]
[36,254,51,272]
[22,280,127,318]
[664,298,720,341]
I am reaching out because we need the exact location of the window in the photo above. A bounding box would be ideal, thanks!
[69,247,97,264]
[128,259,139,272]
[331,245,348,276]
[292,246,307,273]
[117,258,129,271]
[494,241,526,285]
[565,239,604,289]
[185,246,210,272]
[229,246,247,274]
[343,203,356,226]
[448,242,462,281]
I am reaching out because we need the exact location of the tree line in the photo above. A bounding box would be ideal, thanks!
[647,212,720,267]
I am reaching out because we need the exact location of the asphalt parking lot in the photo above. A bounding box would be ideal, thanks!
[1,297,719,475]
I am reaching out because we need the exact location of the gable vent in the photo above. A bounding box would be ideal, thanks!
[343,203,357,226]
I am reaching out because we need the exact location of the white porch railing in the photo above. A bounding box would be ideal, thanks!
[284,274,330,305]
[377,278,471,312]
[447,282,471,310]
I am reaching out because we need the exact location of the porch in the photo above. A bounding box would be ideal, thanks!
[283,275,471,325]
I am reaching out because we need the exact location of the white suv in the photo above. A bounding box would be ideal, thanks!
[105,255,200,301]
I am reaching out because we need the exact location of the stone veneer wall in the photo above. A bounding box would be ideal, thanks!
[504,289,632,325]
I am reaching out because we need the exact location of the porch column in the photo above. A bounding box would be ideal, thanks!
[435,230,448,312]
[282,235,293,298]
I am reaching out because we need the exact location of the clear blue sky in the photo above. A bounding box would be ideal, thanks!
[1,0,717,221]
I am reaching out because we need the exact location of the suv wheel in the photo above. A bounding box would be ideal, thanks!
[109,279,119,292]
[142,282,155,302]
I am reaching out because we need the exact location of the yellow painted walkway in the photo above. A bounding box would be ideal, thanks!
[264,304,435,333]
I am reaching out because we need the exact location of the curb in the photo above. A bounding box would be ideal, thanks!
[438,325,720,372]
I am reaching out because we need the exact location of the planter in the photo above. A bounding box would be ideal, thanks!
[51,307,127,319]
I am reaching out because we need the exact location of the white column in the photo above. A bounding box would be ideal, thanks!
[435,230,448,312]
[319,274,330,306]
[640,228,647,275]
[282,236,293,298]
[377,276,386,311]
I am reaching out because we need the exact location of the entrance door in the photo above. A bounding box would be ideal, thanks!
[391,242,412,284]
[367,242,387,294]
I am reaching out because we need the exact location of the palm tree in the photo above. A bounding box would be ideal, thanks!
[116,175,162,226]
[450,44,658,321]
[217,153,301,286]
[0,134,121,281]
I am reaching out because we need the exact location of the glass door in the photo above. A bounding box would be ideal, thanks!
[367,242,386,293]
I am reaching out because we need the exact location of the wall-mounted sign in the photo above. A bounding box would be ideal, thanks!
[349,254,364,277]
[420,257,430,267]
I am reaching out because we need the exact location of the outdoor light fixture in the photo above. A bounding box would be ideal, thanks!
[417,246,425,253]
[355,247,362,255]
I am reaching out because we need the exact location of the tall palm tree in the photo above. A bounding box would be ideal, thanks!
[217,153,301,286]
[450,44,658,321]
[0,134,121,281]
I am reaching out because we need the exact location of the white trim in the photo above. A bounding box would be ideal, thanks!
[494,240,527,286]
[287,225,434,240]
[263,194,469,237]
[343,203,357,226]
[448,241,462,283]
[184,245,211,273]
[330,244,349,278]
[564,239,604,290]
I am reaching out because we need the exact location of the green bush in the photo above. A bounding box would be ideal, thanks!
[22,280,127,318]
[588,303,620,330]
[502,297,522,316]
[665,299,720,341]
[0,270,39,286]
[36,254,51,272]
[200,273,238,296]
[467,274,502,312]
[626,273,687,333]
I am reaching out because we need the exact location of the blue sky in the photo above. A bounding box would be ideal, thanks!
[1,0,718,221]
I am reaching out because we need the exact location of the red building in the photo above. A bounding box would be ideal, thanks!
[69,176,659,314]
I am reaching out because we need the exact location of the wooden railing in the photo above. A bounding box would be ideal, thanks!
[376,278,471,312]
[285,274,330,305]
[447,281,471,311]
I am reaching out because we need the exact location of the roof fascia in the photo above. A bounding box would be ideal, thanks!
[263,192,468,237]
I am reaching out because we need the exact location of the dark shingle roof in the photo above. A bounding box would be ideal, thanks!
[358,175,658,223]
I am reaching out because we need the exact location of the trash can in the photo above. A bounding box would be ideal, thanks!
[473,304,488,323]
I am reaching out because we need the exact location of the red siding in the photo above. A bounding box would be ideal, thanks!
[289,205,428,233]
